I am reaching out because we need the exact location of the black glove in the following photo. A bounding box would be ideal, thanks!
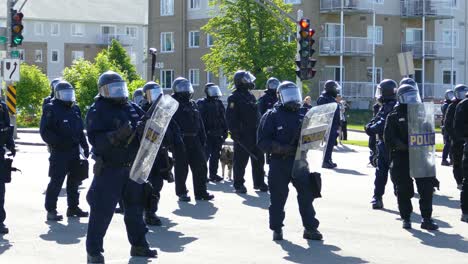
[8,146,16,157]
[271,141,295,156]
[395,142,408,151]
[107,122,133,146]
[136,120,146,138]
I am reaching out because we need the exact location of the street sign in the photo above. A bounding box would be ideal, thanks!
[2,59,20,82]
[11,50,19,58]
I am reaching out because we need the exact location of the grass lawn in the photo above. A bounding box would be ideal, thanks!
[342,140,444,152]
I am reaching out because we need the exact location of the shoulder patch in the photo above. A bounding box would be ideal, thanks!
[229,102,235,109]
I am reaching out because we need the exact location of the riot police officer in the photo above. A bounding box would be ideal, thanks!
[42,78,61,109]
[40,81,89,221]
[258,81,322,241]
[445,84,468,190]
[317,80,340,169]
[365,79,397,209]
[258,77,280,116]
[441,89,455,166]
[226,70,268,193]
[86,71,156,263]
[171,77,214,202]
[453,89,468,223]
[384,84,439,230]
[0,99,15,234]
[133,88,145,106]
[197,83,228,182]
[368,98,382,166]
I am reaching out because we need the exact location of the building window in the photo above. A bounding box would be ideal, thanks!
[442,29,459,48]
[71,23,85,37]
[189,69,200,86]
[51,50,59,63]
[443,70,456,84]
[51,23,60,36]
[207,71,215,83]
[161,0,174,16]
[189,31,200,48]
[126,26,137,39]
[34,22,44,36]
[367,67,383,83]
[374,0,384,4]
[161,70,174,89]
[284,0,301,4]
[35,50,43,62]
[161,32,174,52]
[189,0,201,9]
[207,34,215,47]
[367,26,383,45]
[71,50,84,62]
[130,52,137,65]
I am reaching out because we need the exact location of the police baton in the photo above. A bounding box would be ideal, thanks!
[234,140,259,161]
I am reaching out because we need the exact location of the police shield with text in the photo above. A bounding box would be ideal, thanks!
[40,81,89,221]
[197,83,228,182]
[226,71,268,193]
[258,81,323,241]
[258,77,280,116]
[384,84,439,230]
[171,77,214,202]
[365,79,397,209]
[85,71,157,263]
[441,89,455,166]
[445,84,468,190]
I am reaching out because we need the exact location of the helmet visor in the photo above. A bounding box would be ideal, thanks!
[455,88,468,100]
[100,82,129,99]
[399,90,422,104]
[174,81,194,94]
[243,72,256,84]
[267,79,280,90]
[133,95,144,104]
[375,85,382,99]
[445,90,455,101]
[207,85,222,97]
[56,89,76,102]
[336,83,342,96]
[146,88,162,103]
[280,86,302,105]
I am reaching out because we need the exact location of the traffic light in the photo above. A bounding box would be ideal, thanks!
[10,9,24,47]
[296,18,316,81]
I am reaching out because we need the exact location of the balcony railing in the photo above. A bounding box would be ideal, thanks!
[320,37,373,56]
[97,34,133,46]
[320,81,375,98]
[401,41,453,59]
[400,0,454,19]
[419,83,452,99]
[320,0,374,13]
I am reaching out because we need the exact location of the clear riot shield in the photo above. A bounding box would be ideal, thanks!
[130,95,179,184]
[292,103,338,178]
[407,102,436,178]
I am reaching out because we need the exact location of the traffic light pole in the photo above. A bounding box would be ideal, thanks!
[296,10,303,92]
[5,0,18,138]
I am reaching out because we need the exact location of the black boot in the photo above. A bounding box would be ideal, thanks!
[303,229,323,240]
[0,224,9,234]
[402,219,412,229]
[273,229,283,241]
[195,192,215,201]
[421,218,439,231]
[178,194,191,202]
[209,175,223,182]
[130,246,158,258]
[87,252,104,263]
[145,212,162,226]
[371,197,384,209]
[254,183,269,192]
[235,185,247,194]
[47,210,63,221]
[67,207,89,218]
[461,214,468,223]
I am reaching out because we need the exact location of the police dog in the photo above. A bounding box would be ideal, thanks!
[220,146,234,181]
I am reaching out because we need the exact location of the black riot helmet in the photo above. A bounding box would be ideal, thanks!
[278,81,302,111]
[49,78,61,97]
[98,71,129,104]
[265,77,280,91]
[133,88,144,105]
[172,77,193,101]
[399,77,419,91]
[233,70,256,90]
[444,89,455,101]
[323,80,341,98]
[375,79,397,101]
[453,84,468,100]
[397,84,422,104]
[143,82,163,103]
[54,81,76,105]
[205,83,222,98]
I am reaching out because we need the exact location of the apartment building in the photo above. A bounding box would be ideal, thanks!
[0,0,148,80]
[148,0,464,102]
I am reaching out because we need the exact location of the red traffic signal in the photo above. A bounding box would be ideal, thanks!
[10,9,24,47]
[13,12,23,22]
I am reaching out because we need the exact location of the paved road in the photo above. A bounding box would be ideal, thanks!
[0,143,466,264]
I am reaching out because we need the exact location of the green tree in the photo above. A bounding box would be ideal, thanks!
[15,64,50,127]
[108,39,140,83]
[202,0,296,89]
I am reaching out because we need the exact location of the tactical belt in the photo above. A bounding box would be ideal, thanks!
[103,161,133,168]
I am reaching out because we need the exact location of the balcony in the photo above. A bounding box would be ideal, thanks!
[97,34,133,46]
[401,41,453,60]
[320,37,373,56]
[400,0,454,19]
[320,81,375,99]
[320,0,374,14]
[419,83,452,99]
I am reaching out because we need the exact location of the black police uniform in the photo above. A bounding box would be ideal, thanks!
[445,100,463,186]
[317,92,339,165]
[258,105,320,234]
[0,101,14,232]
[441,99,452,163]
[368,102,381,165]
[258,89,278,116]
[172,94,211,199]
[226,89,267,191]
[454,98,468,218]
[40,99,89,215]
[384,104,437,224]
[85,97,150,256]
